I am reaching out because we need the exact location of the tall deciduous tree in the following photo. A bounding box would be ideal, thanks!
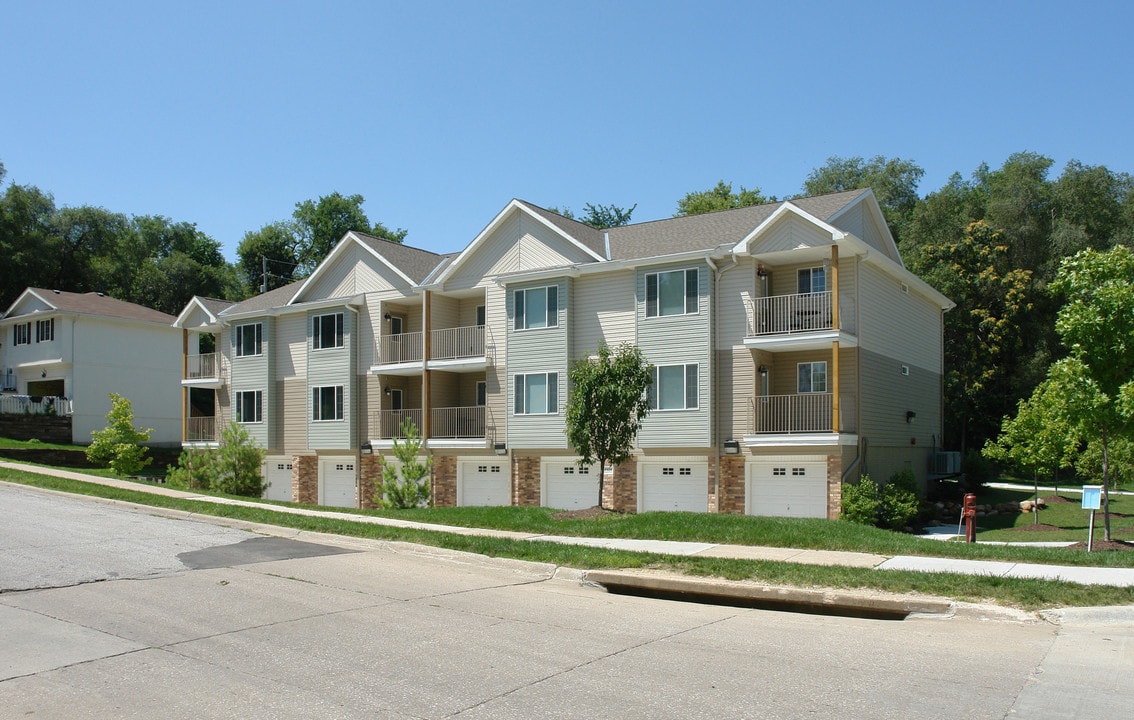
[802,155,924,236]
[565,343,652,508]
[548,202,637,229]
[675,181,771,216]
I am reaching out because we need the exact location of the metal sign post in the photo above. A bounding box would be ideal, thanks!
[1082,485,1102,552]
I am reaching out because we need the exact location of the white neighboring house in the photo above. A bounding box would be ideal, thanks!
[0,288,183,446]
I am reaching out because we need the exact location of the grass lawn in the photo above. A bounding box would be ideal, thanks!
[0,436,79,451]
[973,485,1134,543]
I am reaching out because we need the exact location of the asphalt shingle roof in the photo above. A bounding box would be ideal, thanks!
[515,201,608,259]
[13,288,176,325]
[352,232,447,284]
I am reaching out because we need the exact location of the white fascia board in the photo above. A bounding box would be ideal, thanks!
[857,245,954,310]
[433,201,605,288]
[289,233,416,305]
[223,294,366,322]
[827,189,905,268]
[173,297,220,329]
[494,247,731,286]
[2,288,58,318]
[732,202,848,256]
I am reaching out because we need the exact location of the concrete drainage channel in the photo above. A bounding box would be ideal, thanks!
[585,570,953,621]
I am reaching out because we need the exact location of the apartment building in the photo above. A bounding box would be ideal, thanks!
[174,189,953,516]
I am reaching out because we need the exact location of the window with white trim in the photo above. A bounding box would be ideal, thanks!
[35,318,54,343]
[648,363,698,410]
[513,372,558,414]
[646,268,698,317]
[235,390,263,423]
[235,322,262,357]
[797,361,827,393]
[798,267,826,294]
[13,322,31,346]
[312,313,344,349]
[312,385,344,421]
[513,286,558,330]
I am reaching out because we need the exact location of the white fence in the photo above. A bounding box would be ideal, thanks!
[0,395,73,417]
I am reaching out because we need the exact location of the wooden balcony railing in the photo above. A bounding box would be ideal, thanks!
[747,393,856,434]
[186,416,216,442]
[747,292,856,336]
[430,406,485,439]
[185,353,219,379]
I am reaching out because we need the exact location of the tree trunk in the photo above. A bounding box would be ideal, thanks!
[1033,469,1039,526]
[1101,431,1112,542]
[597,456,607,509]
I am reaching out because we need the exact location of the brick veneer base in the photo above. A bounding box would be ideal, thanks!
[359,455,383,509]
[513,456,540,506]
[826,454,843,520]
[293,455,318,505]
[432,455,456,507]
[718,455,746,514]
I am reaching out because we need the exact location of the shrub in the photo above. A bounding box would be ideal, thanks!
[86,393,152,476]
[962,448,996,492]
[166,422,265,496]
[376,418,432,509]
[841,474,880,525]
[878,468,920,530]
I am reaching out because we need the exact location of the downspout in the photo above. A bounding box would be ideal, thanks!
[707,251,739,513]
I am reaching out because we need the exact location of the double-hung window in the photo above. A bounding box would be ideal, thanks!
[514,286,558,330]
[235,390,263,423]
[797,267,826,294]
[235,323,262,357]
[312,385,344,421]
[648,363,698,410]
[312,313,344,349]
[646,268,698,317]
[797,361,827,393]
[35,318,54,343]
[13,322,31,346]
[513,372,558,414]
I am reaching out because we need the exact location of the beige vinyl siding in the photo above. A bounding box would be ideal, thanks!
[229,318,272,448]
[571,270,635,356]
[429,370,459,408]
[358,373,380,440]
[458,296,486,327]
[306,308,357,449]
[274,314,307,379]
[719,347,754,440]
[716,260,755,348]
[281,377,306,451]
[856,262,942,372]
[300,242,408,299]
[444,210,597,292]
[831,201,865,241]
[636,263,712,448]
[506,279,568,449]
[484,284,507,443]
[858,347,941,448]
[429,293,460,330]
[767,347,853,396]
[750,214,833,255]
[216,330,232,427]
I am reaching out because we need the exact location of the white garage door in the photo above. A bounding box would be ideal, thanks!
[458,460,509,506]
[262,456,293,502]
[639,460,709,513]
[748,458,828,518]
[320,458,357,508]
[543,460,600,510]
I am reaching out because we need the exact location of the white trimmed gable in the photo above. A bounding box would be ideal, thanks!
[174,299,221,331]
[4,289,56,318]
[290,233,416,305]
[435,201,604,291]
[734,203,845,257]
[826,190,903,265]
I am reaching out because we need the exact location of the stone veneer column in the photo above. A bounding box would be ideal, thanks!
[432,454,456,507]
[606,457,638,513]
[359,455,384,510]
[293,455,318,505]
[512,455,540,506]
[717,455,747,514]
[826,453,844,519]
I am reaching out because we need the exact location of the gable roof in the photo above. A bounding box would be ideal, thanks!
[514,201,608,258]
[220,280,304,317]
[173,296,235,328]
[3,288,176,325]
[289,231,447,304]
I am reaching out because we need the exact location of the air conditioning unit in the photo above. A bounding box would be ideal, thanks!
[931,451,961,475]
[1,368,15,391]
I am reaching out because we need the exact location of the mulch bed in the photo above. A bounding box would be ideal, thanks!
[1042,495,1072,504]
[1065,539,1134,552]
[552,506,613,521]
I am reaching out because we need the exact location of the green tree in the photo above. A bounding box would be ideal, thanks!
[86,393,152,476]
[802,155,924,238]
[293,192,406,273]
[565,343,653,508]
[166,422,266,496]
[376,417,432,508]
[0,181,58,308]
[237,221,301,293]
[675,181,771,216]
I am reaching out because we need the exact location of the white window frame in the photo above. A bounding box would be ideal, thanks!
[312,385,344,421]
[513,372,558,415]
[645,268,698,318]
[797,361,828,394]
[13,322,31,346]
[235,322,263,358]
[235,389,263,424]
[513,286,558,331]
[797,266,826,294]
[648,363,698,411]
[312,313,345,350]
[35,318,54,343]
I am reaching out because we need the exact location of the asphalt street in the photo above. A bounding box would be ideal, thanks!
[2,483,1132,719]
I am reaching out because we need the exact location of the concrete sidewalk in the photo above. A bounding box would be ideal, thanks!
[4,460,1134,589]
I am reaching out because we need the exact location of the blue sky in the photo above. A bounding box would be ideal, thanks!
[4,1,1131,261]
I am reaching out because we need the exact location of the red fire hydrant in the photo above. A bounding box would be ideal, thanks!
[963,493,977,543]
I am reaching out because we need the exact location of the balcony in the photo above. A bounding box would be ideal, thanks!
[744,393,857,446]
[182,353,223,387]
[745,292,857,352]
[371,406,490,450]
[430,406,485,439]
[371,325,493,375]
[374,408,424,439]
[185,416,216,443]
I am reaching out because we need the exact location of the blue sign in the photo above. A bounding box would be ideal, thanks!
[1082,485,1102,510]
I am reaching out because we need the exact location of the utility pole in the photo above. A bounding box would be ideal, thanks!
[261,255,268,293]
